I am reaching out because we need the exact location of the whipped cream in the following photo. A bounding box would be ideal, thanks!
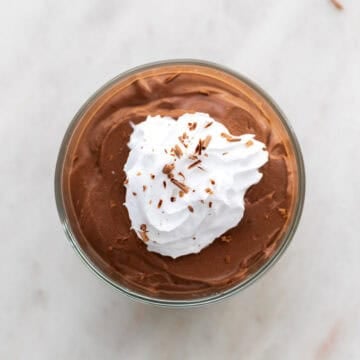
[123,113,268,258]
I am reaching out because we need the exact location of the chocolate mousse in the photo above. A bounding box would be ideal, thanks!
[60,62,301,299]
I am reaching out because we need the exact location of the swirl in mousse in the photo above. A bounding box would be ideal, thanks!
[60,63,300,300]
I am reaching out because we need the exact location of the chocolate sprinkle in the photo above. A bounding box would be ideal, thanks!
[221,132,241,142]
[171,178,190,193]
[188,159,202,169]
[174,144,183,158]
[331,0,343,10]
[202,135,212,149]
[188,122,197,131]
[162,163,175,174]
[140,229,149,242]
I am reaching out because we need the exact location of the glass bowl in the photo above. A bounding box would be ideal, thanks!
[55,59,305,307]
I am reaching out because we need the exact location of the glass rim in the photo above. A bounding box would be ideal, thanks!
[55,59,305,308]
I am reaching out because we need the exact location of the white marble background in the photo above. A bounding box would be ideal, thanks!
[1,0,359,359]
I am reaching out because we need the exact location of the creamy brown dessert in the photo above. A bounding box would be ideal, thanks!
[60,63,300,299]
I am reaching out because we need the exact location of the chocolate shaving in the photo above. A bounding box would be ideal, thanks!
[188,122,197,131]
[143,185,147,192]
[163,181,167,189]
[245,140,254,147]
[198,139,202,155]
[140,224,147,232]
[221,132,241,142]
[170,196,176,202]
[202,135,212,149]
[132,192,137,196]
[204,121,213,128]
[205,188,213,195]
[209,201,213,208]
[178,136,188,148]
[171,178,190,193]
[330,0,343,10]
[179,190,185,198]
[140,229,149,242]
[222,152,228,156]
[162,163,175,174]
[178,171,185,180]
[157,199,163,208]
[197,166,205,171]
[210,179,216,185]
[150,174,155,179]
[136,171,142,176]
[188,159,202,169]
[188,205,194,213]
[174,144,183,158]
[167,172,175,179]
[189,154,198,161]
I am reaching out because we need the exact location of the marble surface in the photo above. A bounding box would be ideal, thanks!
[1,0,359,358]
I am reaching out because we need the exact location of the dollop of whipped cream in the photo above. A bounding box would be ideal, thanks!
[124,113,268,258]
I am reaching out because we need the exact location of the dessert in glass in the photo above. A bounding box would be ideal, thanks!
[55,60,305,307]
